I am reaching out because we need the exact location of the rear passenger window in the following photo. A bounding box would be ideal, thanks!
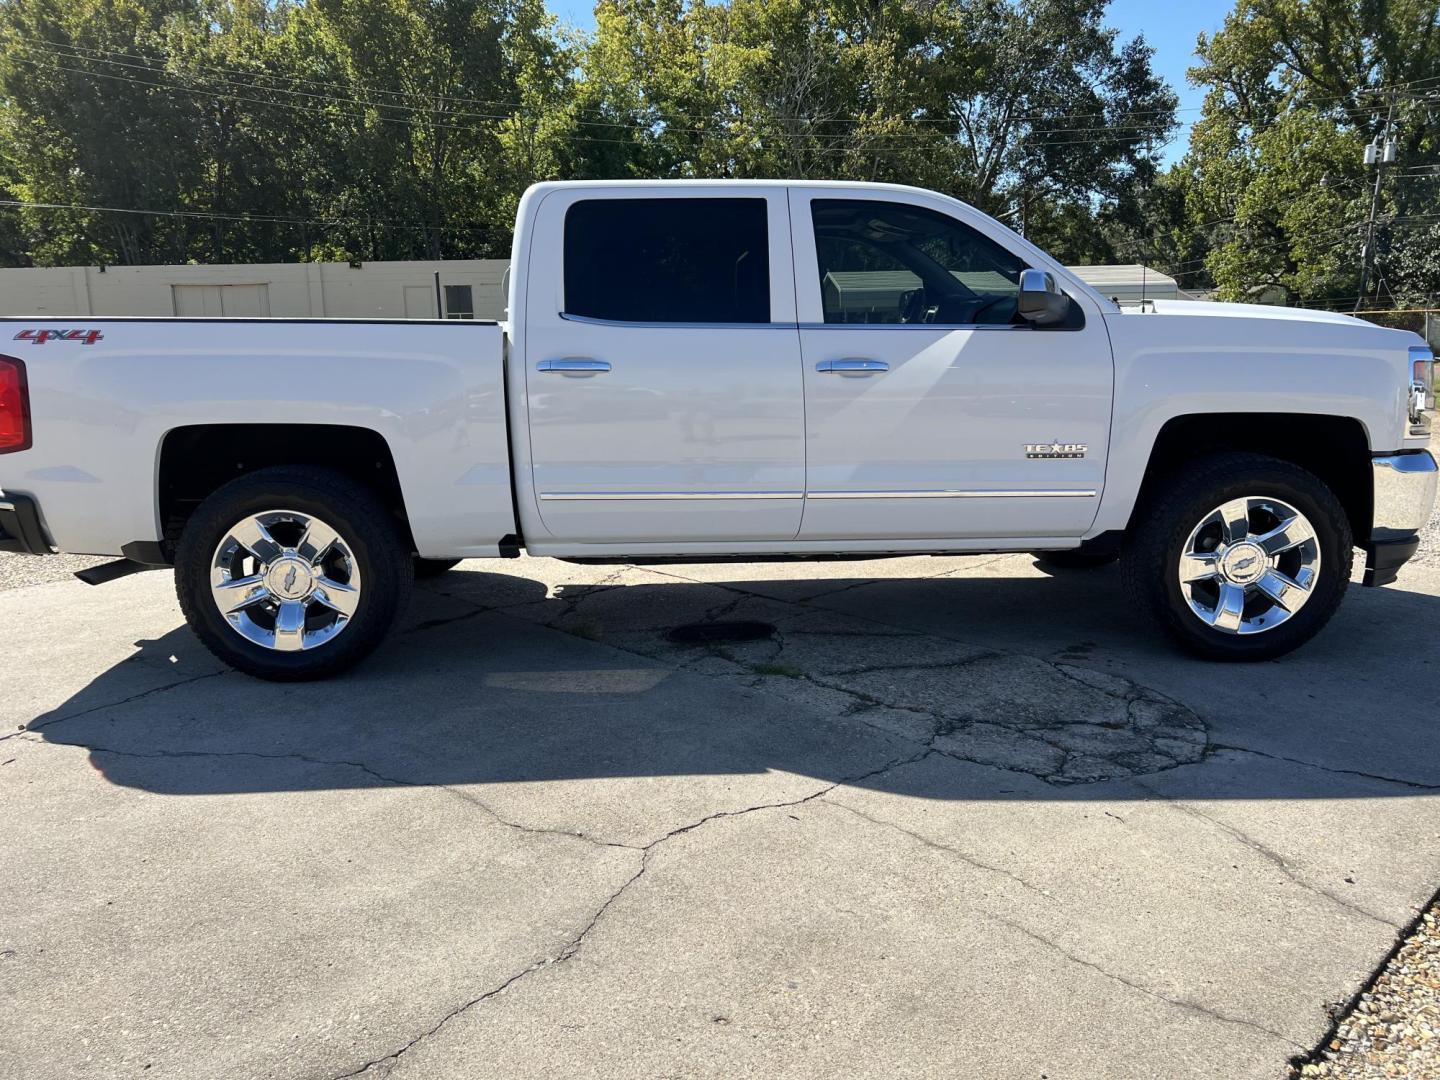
[564,198,770,324]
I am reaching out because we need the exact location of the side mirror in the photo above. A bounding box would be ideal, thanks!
[1017,268,1071,327]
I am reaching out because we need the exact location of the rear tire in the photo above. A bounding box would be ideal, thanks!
[1120,452,1352,661]
[175,466,412,681]
[1032,549,1118,570]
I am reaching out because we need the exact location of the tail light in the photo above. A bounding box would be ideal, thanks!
[1411,345,1435,438]
[0,355,31,453]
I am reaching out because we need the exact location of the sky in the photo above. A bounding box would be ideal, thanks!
[543,0,1236,166]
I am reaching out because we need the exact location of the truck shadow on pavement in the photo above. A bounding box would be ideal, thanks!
[18,561,1440,803]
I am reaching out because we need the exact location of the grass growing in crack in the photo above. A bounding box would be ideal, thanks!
[753,662,805,679]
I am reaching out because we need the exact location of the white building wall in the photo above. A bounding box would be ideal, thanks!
[0,259,510,320]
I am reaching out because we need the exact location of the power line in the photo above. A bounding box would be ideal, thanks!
[3,51,1180,152]
[14,38,1176,136]
[7,34,1200,129]
[0,198,492,233]
[5,42,1179,145]
[10,30,1436,153]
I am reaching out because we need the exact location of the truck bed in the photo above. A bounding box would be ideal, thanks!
[0,317,516,558]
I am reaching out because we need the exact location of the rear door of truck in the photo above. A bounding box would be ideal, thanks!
[519,186,805,544]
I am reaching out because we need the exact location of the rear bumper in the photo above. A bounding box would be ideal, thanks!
[0,494,50,555]
[1362,450,1437,586]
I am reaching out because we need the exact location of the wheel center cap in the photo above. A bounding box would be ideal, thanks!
[265,556,314,601]
[1220,542,1267,585]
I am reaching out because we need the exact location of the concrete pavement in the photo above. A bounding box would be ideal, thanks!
[3,548,1439,1079]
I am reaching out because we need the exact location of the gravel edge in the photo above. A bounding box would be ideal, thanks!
[0,550,110,591]
[1290,891,1440,1079]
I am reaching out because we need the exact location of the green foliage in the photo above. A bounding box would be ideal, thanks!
[1177,0,1440,306]
[0,0,1175,268]
[0,0,572,263]
[570,0,1176,261]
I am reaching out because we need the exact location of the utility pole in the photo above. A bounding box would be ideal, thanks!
[1356,91,1398,312]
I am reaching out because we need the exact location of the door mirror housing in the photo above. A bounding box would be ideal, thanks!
[1017,268,1071,327]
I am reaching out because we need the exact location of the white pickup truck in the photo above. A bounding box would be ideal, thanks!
[2,180,1436,679]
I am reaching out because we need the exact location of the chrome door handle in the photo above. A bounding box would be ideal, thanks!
[817,358,889,376]
[538,358,611,376]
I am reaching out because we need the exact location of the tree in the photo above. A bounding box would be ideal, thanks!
[0,0,211,264]
[570,0,1175,261]
[1181,0,1440,305]
[0,0,1175,268]
[0,0,574,265]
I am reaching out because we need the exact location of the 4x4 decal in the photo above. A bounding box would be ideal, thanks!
[13,328,104,345]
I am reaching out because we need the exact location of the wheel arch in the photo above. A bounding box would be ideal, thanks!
[156,424,416,559]
[1126,413,1373,543]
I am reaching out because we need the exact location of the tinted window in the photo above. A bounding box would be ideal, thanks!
[812,200,1025,325]
[565,198,770,323]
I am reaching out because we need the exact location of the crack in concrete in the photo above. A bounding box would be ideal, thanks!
[0,669,228,743]
[401,607,489,636]
[483,575,1207,789]
[778,577,886,602]
[820,799,1056,901]
[1132,785,1399,929]
[20,735,638,853]
[617,562,1209,786]
[984,905,1307,1050]
[789,657,1202,788]
[329,854,649,1080]
[928,554,1018,577]
[1209,742,1440,792]
[325,747,933,1079]
[1285,881,1440,1075]
[817,793,1306,1050]
[813,654,1003,678]
[425,563,1209,794]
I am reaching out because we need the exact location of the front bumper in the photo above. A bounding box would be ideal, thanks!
[0,493,50,555]
[1362,450,1437,586]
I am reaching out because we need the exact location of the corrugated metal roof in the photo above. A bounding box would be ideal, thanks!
[823,270,1021,293]
[1068,264,1178,290]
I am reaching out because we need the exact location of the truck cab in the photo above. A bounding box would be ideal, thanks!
[509,181,1113,555]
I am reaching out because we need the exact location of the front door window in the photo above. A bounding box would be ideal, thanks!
[812,199,1025,327]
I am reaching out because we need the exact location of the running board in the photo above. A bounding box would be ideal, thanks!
[74,559,160,586]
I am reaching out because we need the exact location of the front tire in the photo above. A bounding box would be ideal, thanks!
[175,466,413,681]
[1120,453,1352,661]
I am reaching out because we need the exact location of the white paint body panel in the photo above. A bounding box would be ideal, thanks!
[0,180,1426,563]
[0,319,512,557]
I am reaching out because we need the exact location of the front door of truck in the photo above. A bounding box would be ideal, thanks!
[522,187,804,544]
[788,190,1114,542]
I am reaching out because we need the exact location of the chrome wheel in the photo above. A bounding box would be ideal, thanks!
[209,510,362,652]
[1177,496,1321,635]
